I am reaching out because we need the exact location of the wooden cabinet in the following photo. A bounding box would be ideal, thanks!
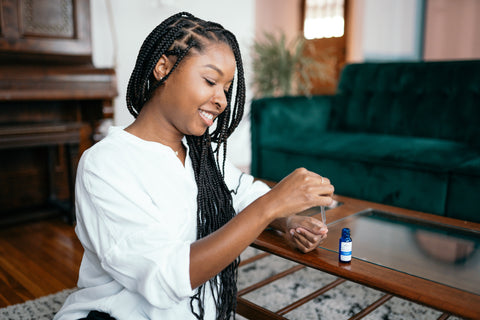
[0,0,92,64]
[0,0,117,225]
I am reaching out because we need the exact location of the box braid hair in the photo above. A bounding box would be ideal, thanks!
[126,12,245,320]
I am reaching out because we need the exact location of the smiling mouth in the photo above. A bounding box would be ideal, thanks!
[199,109,215,126]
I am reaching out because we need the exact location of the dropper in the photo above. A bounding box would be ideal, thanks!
[321,205,326,226]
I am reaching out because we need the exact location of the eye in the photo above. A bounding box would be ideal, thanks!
[205,77,229,96]
[205,78,216,86]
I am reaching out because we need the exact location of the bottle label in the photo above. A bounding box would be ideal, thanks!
[340,242,352,262]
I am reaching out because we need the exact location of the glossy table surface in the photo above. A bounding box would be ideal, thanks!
[252,195,480,319]
[322,208,480,296]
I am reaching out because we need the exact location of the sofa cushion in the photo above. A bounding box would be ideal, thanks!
[261,132,479,172]
[331,61,480,146]
[258,147,449,215]
[251,95,333,176]
[258,133,480,216]
[251,95,333,140]
[446,157,480,222]
[451,157,480,176]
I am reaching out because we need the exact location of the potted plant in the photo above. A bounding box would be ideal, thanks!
[251,32,335,98]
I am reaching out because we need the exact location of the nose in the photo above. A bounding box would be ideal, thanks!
[212,87,228,112]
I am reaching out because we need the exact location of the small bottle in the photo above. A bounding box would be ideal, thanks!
[339,228,352,263]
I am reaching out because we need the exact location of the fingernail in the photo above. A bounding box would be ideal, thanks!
[290,229,295,236]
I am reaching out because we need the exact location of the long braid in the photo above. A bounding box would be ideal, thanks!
[126,12,245,320]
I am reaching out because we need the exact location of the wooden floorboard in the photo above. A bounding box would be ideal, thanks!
[0,217,82,307]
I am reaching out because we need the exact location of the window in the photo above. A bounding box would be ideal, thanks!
[303,0,345,39]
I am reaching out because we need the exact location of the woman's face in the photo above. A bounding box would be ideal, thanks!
[153,42,236,137]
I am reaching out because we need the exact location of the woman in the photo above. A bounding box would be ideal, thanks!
[54,12,333,320]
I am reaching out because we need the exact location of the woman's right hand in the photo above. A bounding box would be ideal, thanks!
[190,168,333,289]
[262,168,334,220]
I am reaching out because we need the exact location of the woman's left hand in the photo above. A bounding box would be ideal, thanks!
[283,215,328,253]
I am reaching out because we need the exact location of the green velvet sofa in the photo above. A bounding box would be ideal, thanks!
[251,60,480,223]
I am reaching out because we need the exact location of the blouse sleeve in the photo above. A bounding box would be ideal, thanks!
[75,149,195,309]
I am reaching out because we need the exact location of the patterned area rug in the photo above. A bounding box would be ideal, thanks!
[0,248,466,320]
[0,288,76,320]
[237,248,465,320]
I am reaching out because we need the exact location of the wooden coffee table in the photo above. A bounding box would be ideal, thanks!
[237,195,480,320]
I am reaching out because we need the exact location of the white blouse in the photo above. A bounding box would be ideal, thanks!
[54,126,270,320]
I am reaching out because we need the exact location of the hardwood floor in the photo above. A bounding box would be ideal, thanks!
[0,216,82,307]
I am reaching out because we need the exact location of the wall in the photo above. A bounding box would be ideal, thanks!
[346,0,365,62]
[90,0,255,171]
[255,0,302,42]
[424,0,480,61]
[348,0,480,62]
[360,0,425,61]
[256,0,424,64]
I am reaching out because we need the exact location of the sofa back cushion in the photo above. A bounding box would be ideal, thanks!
[331,60,480,146]
[251,95,333,145]
[250,95,333,176]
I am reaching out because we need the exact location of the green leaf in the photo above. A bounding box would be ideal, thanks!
[251,31,334,98]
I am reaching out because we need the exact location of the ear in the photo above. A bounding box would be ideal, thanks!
[153,55,172,81]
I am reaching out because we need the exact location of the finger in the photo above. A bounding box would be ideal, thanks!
[318,195,334,207]
[306,171,331,186]
[301,224,324,236]
[320,176,331,185]
[300,218,328,235]
[295,227,317,241]
[320,232,328,242]
[292,234,313,253]
[293,228,318,248]
[319,184,335,196]
[297,227,326,244]
[304,177,334,195]
[303,185,334,201]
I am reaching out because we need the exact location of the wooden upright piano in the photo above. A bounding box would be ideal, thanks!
[0,0,117,225]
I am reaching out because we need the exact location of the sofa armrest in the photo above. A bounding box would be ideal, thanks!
[250,95,334,176]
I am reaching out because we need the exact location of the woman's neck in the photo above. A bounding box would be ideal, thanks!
[125,117,185,154]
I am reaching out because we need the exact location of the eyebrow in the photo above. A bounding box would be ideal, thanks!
[204,64,224,76]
